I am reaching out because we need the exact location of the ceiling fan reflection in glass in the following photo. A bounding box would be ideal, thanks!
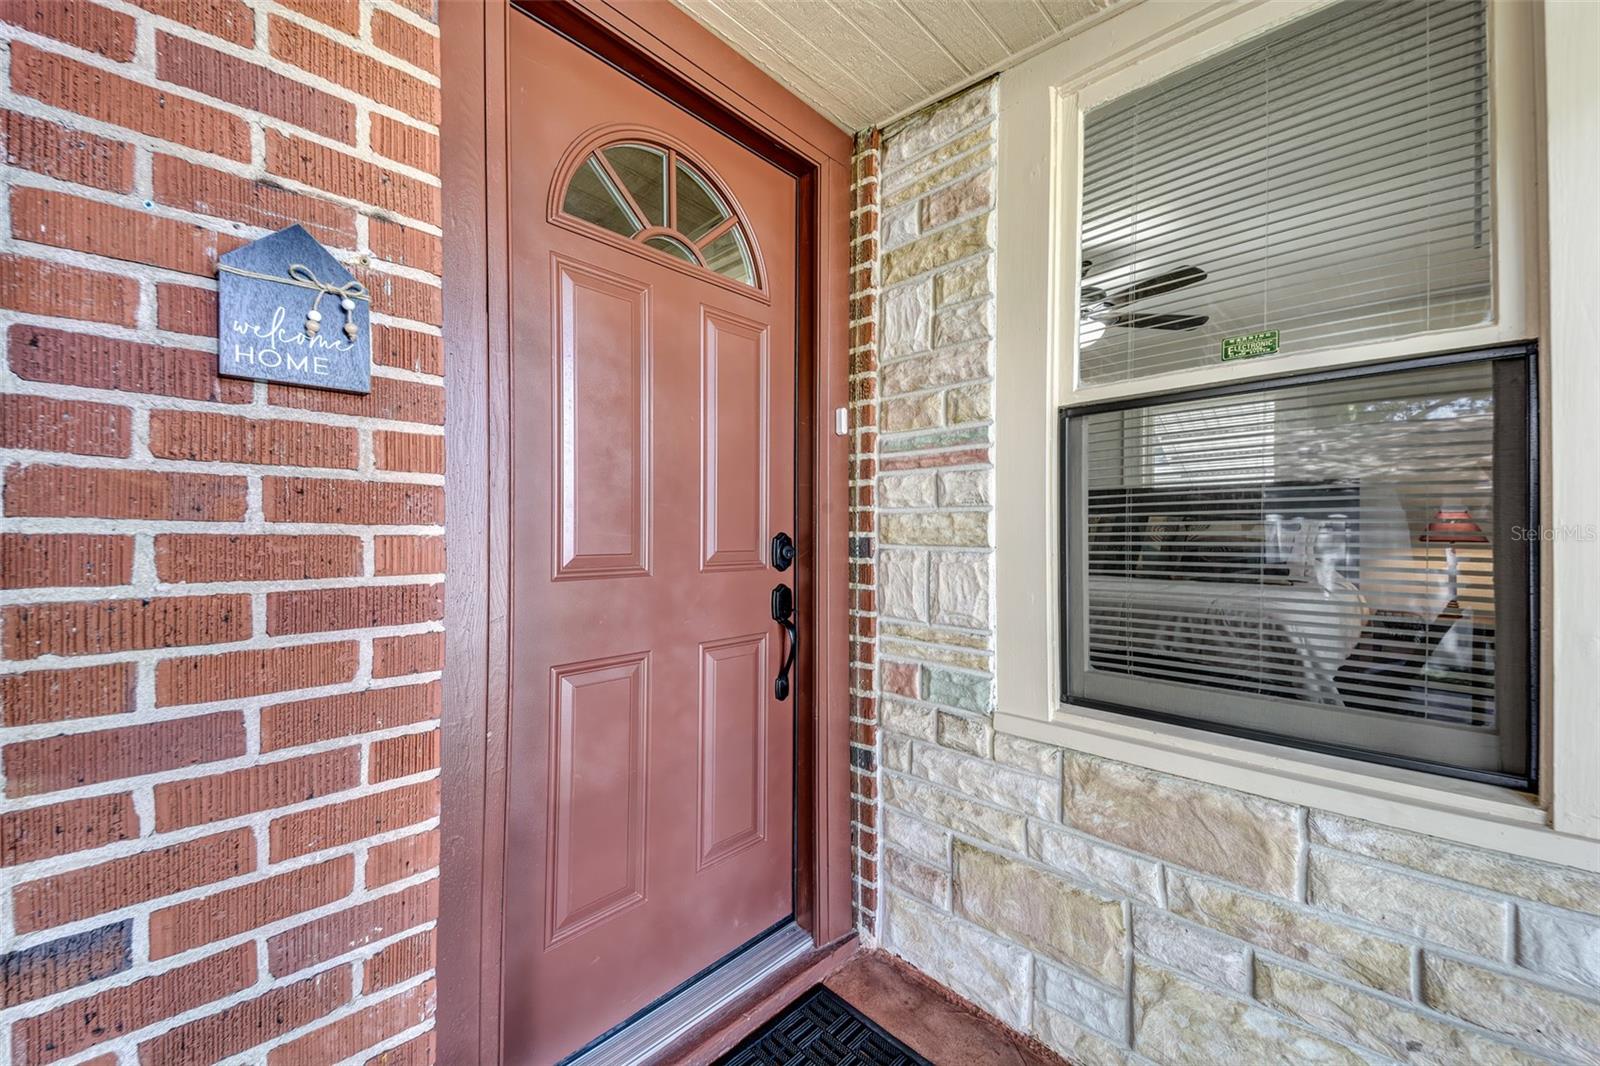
[1079,259,1210,350]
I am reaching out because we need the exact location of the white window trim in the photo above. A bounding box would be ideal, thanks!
[995,0,1600,869]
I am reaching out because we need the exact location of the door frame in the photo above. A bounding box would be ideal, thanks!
[439,3,857,1062]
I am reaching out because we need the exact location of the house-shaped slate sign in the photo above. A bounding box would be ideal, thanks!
[216,224,371,394]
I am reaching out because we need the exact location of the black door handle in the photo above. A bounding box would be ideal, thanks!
[770,583,796,701]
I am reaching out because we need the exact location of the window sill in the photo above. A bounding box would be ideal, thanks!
[995,704,1600,873]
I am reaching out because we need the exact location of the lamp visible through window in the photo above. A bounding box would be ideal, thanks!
[1420,507,1488,677]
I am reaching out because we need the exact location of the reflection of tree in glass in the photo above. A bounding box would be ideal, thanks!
[1351,394,1493,423]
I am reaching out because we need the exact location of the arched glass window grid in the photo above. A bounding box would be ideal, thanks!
[559,141,758,289]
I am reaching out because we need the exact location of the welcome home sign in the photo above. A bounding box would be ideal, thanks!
[216,224,372,394]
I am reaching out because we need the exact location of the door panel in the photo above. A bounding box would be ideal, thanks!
[697,634,769,868]
[701,308,769,571]
[505,11,798,1064]
[546,652,649,943]
[552,258,650,578]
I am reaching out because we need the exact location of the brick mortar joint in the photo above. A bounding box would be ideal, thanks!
[0,3,447,1054]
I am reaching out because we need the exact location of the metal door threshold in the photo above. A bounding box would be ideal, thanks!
[567,922,814,1066]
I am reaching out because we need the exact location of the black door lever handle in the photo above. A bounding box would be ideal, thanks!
[770,583,796,701]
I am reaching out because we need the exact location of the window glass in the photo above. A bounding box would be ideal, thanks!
[602,144,667,228]
[676,162,730,242]
[702,227,754,286]
[1063,353,1532,783]
[560,142,760,289]
[562,157,640,238]
[1078,0,1490,385]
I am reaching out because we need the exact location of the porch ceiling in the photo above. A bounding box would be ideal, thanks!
[670,0,1128,131]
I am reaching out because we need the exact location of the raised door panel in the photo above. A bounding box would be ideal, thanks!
[700,308,769,571]
[554,256,651,579]
[697,634,768,868]
[546,652,649,944]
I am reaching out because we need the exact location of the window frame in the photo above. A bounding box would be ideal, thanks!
[994,0,1600,868]
[1057,345,1541,790]
[546,126,770,301]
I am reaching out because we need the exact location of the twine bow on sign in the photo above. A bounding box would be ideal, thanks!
[286,263,370,341]
[216,260,371,342]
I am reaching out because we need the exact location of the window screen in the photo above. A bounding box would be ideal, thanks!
[1063,351,1534,784]
[1078,0,1491,385]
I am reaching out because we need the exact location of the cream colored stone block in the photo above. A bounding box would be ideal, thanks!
[992,733,1061,777]
[929,551,990,630]
[932,298,992,348]
[881,215,992,286]
[935,710,990,756]
[945,381,992,424]
[1132,964,1373,1065]
[883,123,993,196]
[882,732,913,773]
[882,200,919,250]
[1167,872,1412,997]
[1309,848,1508,958]
[880,621,991,650]
[1422,953,1600,1061]
[1516,905,1600,987]
[880,343,988,395]
[884,82,995,166]
[936,468,990,507]
[881,773,1027,851]
[880,511,989,548]
[1061,752,1301,896]
[878,638,992,672]
[882,391,943,433]
[935,257,992,306]
[1028,822,1162,904]
[883,807,949,866]
[878,472,937,510]
[1034,1002,1147,1066]
[953,841,1125,983]
[880,279,931,358]
[1256,958,1549,1066]
[915,744,1054,820]
[885,891,1030,1030]
[1310,812,1600,918]
[921,169,993,230]
[1131,906,1251,995]
[885,848,951,907]
[1037,959,1127,1042]
[877,548,927,621]
[880,696,936,740]
[881,146,994,210]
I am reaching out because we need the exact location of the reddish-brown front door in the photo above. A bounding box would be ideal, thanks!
[503,11,798,1063]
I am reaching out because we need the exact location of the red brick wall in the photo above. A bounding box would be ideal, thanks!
[0,2,442,1062]
[848,129,881,939]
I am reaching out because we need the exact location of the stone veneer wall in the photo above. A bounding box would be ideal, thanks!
[859,80,1600,1064]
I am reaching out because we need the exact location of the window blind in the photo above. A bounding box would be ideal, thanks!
[1078,0,1491,386]
[1064,354,1532,781]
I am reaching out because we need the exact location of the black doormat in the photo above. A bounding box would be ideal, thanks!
[719,985,933,1066]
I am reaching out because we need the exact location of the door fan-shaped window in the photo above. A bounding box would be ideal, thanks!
[561,141,758,288]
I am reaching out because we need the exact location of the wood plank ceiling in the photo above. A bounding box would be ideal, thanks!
[671,0,1128,131]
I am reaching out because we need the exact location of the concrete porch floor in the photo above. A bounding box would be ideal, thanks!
[823,953,1066,1066]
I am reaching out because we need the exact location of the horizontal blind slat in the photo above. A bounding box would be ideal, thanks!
[1078,0,1490,387]
[1069,357,1517,768]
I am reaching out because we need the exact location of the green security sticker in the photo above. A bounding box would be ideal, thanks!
[1221,330,1280,361]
